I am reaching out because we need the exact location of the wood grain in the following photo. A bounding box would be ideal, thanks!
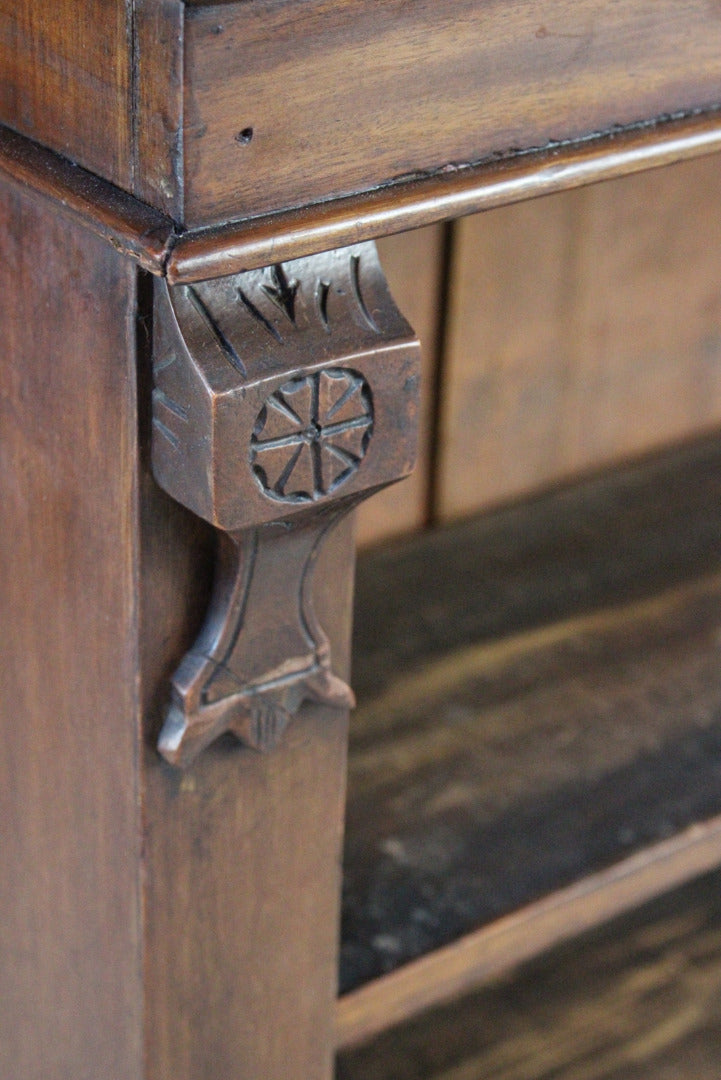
[0,125,175,273]
[166,112,721,282]
[0,181,359,1080]
[133,0,185,216]
[352,432,721,706]
[0,0,132,187]
[149,244,420,763]
[344,575,721,995]
[182,0,721,225]
[0,107,719,289]
[3,2,721,266]
[341,435,721,1038]
[0,176,143,1077]
[137,272,359,1078]
[337,866,721,1078]
[337,818,721,1049]
[357,226,447,546]
[139,506,356,1080]
[436,155,721,520]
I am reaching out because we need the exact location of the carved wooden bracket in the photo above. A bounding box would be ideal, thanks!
[151,243,420,766]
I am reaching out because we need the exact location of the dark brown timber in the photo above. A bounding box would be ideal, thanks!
[338,435,721,1044]
[151,244,420,764]
[2,113,721,284]
[0,171,143,1079]
[0,0,133,187]
[181,0,721,225]
[0,125,174,273]
[337,866,721,1079]
[167,113,721,282]
[5,2,721,1077]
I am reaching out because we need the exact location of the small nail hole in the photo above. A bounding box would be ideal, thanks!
[236,127,254,145]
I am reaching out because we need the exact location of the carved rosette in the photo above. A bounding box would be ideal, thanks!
[250,369,373,503]
[151,243,420,766]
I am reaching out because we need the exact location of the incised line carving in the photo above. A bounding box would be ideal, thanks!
[151,243,420,766]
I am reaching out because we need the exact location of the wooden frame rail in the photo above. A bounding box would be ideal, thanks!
[1,112,721,283]
[336,817,721,1048]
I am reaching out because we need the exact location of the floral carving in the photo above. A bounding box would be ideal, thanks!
[250,369,373,503]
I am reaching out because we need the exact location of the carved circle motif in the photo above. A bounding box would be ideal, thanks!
[250,368,373,503]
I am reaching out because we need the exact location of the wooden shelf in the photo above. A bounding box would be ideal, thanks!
[337,865,721,1079]
[340,434,721,1046]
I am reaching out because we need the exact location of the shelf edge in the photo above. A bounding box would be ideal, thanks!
[168,110,721,282]
[335,814,721,1049]
[2,111,721,282]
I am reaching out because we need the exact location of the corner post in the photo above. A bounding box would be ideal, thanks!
[144,242,420,1078]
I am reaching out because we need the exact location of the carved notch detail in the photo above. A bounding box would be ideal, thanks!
[250,368,374,503]
[152,243,420,766]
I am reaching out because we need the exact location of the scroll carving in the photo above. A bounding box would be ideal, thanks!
[152,243,420,766]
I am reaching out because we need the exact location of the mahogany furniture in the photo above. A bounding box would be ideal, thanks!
[3,3,721,1078]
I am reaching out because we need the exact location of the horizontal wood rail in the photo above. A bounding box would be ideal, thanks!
[168,110,721,281]
[336,815,721,1049]
[179,0,721,225]
[2,112,721,281]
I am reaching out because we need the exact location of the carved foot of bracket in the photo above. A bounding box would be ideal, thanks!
[152,243,420,766]
[159,507,358,766]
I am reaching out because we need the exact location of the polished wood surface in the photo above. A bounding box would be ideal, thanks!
[0,125,174,272]
[3,3,721,1078]
[0,0,133,186]
[166,114,721,282]
[142,707,352,1080]
[182,0,721,225]
[149,245,419,764]
[0,176,143,1078]
[1,104,721,287]
[133,0,184,216]
[0,179,363,1080]
[3,1,721,231]
[137,355,357,1078]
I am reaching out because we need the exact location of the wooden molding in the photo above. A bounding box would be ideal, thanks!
[2,113,721,283]
[151,243,420,765]
[0,126,174,274]
[167,110,721,281]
